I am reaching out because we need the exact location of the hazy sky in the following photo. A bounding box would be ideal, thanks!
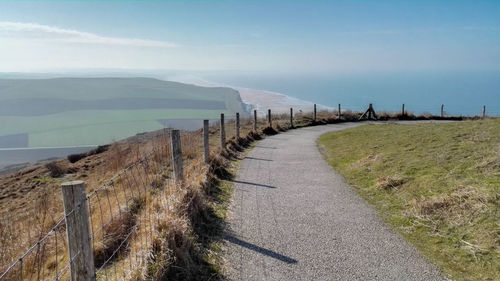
[1,0,499,74]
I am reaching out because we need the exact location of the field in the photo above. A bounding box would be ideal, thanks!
[318,120,500,281]
[0,78,247,148]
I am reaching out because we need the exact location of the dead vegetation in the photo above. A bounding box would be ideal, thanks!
[376,176,405,190]
[411,186,490,225]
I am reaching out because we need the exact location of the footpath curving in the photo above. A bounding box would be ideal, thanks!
[223,123,445,281]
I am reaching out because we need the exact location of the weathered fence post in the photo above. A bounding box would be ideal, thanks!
[268,109,272,127]
[338,104,341,119]
[203,120,209,163]
[313,104,317,122]
[290,107,293,128]
[253,109,257,131]
[441,104,444,118]
[482,106,486,119]
[401,104,405,116]
[220,113,226,149]
[170,129,183,183]
[235,112,240,138]
[61,181,95,281]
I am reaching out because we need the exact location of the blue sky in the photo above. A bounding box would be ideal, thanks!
[1,0,499,73]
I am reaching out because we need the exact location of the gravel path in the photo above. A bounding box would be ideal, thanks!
[223,123,445,281]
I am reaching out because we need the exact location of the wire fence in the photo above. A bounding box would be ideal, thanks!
[0,103,497,280]
[0,129,175,281]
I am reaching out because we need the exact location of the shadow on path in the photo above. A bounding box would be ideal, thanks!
[224,234,298,264]
[255,145,278,149]
[231,179,277,189]
[245,156,273,162]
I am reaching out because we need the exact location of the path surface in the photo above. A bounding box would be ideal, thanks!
[223,123,445,281]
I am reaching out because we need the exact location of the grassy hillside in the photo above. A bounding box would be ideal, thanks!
[318,120,499,281]
[0,78,247,148]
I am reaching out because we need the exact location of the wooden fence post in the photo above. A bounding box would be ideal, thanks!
[313,104,317,122]
[441,104,444,118]
[338,104,341,119]
[290,107,293,128]
[220,113,226,149]
[268,109,272,127]
[401,104,405,116]
[170,129,183,183]
[203,120,209,163]
[235,112,240,138]
[482,106,486,119]
[253,109,257,131]
[61,181,95,281]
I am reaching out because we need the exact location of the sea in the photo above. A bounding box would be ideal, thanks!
[204,71,500,116]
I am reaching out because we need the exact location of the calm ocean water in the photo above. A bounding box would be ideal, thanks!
[205,71,500,116]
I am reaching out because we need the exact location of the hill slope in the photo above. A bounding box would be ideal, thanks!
[0,77,248,148]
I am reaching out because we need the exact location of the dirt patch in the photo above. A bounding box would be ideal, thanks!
[376,176,405,190]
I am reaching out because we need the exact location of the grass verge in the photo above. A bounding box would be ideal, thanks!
[318,119,500,281]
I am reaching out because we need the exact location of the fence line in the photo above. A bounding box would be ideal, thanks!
[0,102,497,280]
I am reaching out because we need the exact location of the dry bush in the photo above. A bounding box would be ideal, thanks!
[340,110,361,121]
[45,161,67,178]
[67,145,109,163]
[107,143,127,172]
[93,206,138,267]
[226,139,244,152]
[262,126,278,135]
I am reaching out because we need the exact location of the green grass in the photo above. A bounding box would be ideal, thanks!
[318,120,500,281]
[0,109,228,147]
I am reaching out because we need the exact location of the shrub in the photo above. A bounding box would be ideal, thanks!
[45,161,67,178]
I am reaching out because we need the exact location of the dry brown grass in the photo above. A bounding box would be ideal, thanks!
[376,176,405,190]
[410,185,490,225]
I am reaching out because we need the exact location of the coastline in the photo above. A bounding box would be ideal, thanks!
[165,75,333,114]
[235,87,332,114]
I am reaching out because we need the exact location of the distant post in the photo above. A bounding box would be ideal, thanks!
[401,104,405,116]
[253,109,257,131]
[482,105,486,119]
[203,120,209,163]
[235,112,240,138]
[338,104,341,119]
[220,113,226,149]
[313,104,317,122]
[441,104,444,118]
[268,109,272,127]
[170,130,183,183]
[290,108,294,128]
[61,180,95,281]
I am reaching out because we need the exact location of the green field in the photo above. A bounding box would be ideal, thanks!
[318,120,500,281]
[0,78,247,148]
[0,109,224,147]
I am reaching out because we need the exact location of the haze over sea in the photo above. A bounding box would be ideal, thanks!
[205,71,500,116]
